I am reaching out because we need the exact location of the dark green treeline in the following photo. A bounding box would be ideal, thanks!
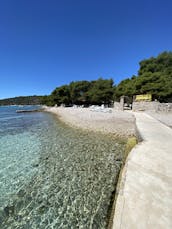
[0,51,172,106]
[42,51,172,106]
[42,78,115,106]
[115,51,172,102]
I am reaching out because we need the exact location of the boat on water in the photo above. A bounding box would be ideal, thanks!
[16,109,43,113]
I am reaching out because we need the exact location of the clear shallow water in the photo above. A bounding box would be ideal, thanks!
[0,106,126,228]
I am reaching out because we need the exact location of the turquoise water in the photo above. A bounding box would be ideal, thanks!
[0,106,126,228]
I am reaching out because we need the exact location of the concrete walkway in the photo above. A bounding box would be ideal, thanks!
[112,112,172,229]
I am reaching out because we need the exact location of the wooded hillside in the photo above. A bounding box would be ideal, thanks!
[0,96,43,106]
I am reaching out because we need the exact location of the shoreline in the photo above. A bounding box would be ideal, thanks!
[45,107,137,139]
[45,107,172,228]
[45,106,138,228]
[1,106,130,228]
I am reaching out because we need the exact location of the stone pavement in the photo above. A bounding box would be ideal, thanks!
[112,112,172,229]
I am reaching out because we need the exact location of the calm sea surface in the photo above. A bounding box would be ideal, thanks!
[0,106,126,228]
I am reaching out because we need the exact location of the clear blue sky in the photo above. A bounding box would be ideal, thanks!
[0,0,172,99]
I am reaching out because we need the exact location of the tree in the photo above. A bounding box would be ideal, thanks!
[69,81,91,105]
[51,85,71,106]
[115,51,172,102]
[88,78,114,105]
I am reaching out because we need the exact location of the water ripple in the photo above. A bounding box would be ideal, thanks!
[0,107,126,228]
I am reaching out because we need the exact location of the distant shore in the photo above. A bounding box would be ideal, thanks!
[45,107,137,138]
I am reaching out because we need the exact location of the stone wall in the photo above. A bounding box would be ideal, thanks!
[113,102,123,111]
[132,101,172,112]
[157,103,172,112]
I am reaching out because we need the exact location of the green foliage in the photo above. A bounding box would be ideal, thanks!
[51,85,71,106]
[139,52,172,75]
[43,78,115,106]
[115,51,172,101]
[88,78,114,105]
[41,95,55,106]
[5,51,171,106]
[115,77,136,99]
[69,81,91,105]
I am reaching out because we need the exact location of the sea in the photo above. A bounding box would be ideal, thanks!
[0,105,126,228]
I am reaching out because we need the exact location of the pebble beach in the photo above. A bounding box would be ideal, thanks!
[45,107,137,138]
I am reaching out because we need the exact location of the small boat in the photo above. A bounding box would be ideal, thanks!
[16,109,43,113]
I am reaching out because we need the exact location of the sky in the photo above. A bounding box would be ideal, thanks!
[0,0,172,99]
